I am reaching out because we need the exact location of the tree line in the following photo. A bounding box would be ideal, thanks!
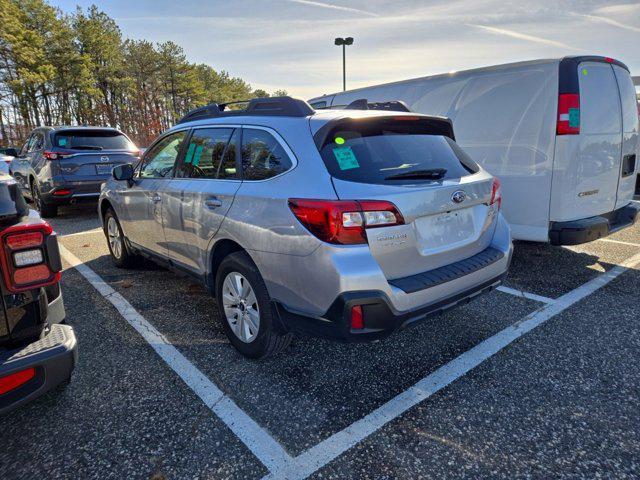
[0,0,286,148]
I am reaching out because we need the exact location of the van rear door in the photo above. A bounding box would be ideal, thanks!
[574,61,622,217]
[612,65,639,209]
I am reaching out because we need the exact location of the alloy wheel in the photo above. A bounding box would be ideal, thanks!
[221,272,260,343]
[107,216,123,259]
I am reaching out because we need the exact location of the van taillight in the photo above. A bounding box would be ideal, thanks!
[0,222,61,293]
[557,93,580,135]
[288,199,405,245]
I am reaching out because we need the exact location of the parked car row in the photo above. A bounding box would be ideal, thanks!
[1,55,637,366]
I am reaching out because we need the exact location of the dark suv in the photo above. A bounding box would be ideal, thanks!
[10,126,139,217]
[0,174,76,413]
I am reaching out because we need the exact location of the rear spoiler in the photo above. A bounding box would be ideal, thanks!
[344,99,412,113]
[313,115,456,150]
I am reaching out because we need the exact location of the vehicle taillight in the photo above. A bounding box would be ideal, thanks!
[557,93,580,135]
[0,368,36,395]
[44,150,73,160]
[350,305,364,330]
[0,222,61,293]
[288,198,405,245]
[489,177,502,210]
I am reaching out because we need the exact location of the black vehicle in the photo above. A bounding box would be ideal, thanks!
[11,126,139,217]
[0,174,76,414]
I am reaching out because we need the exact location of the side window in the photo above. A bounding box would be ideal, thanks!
[241,129,293,180]
[177,128,237,179]
[20,134,35,156]
[33,133,44,151]
[139,131,186,179]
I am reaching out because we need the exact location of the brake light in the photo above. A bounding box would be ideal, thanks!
[0,368,35,395]
[489,177,502,210]
[0,222,60,292]
[44,150,73,160]
[288,199,405,245]
[557,93,580,135]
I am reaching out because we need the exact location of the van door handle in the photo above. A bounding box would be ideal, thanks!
[204,197,223,209]
[151,194,161,203]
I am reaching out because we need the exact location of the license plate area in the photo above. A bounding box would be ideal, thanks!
[414,209,476,250]
[95,164,113,175]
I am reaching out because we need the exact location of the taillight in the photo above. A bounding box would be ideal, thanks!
[52,189,72,196]
[0,222,61,293]
[44,150,72,160]
[557,93,580,135]
[288,199,405,245]
[489,177,502,210]
[0,368,36,395]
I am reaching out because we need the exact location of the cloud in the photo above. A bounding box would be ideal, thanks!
[573,13,640,34]
[286,0,379,17]
[468,24,580,51]
[593,3,640,15]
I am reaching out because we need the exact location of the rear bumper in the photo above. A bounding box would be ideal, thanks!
[549,202,640,246]
[0,324,77,414]
[274,272,507,342]
[42,179,104,205]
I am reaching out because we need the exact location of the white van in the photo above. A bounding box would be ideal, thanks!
[309,56,640,244]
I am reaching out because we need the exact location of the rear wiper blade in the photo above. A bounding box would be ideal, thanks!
[71,145,103,151]
[385,168,447,180]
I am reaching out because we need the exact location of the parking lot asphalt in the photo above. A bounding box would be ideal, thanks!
[1,203,639,479]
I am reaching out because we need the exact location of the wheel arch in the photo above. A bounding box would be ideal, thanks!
[208,238,246,293]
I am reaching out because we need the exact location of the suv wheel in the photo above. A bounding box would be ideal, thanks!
[31,181,58,218]
[216,251,292,359]
[104,208,136,268]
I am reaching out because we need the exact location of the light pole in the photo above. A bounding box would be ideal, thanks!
[334,37,353,92]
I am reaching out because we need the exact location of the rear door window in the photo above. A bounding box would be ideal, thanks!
[578,62,622,134]
[241,128,293,180]
[53,130,135,151]
[177,128,238,179]
[318,118,476,185]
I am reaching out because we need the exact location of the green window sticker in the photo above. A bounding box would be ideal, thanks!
[333,146,359,170]
[568,108,580,128]
[582,68,588,76]
[58,138,67,147]
[192,145,204,166]
[184,143,196,164]
[335,136,345,145]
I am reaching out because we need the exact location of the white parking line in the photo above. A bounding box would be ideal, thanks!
[58,244,293,474]
[264,252,640,480]
[598,238,640,248]
[496,286,555,304]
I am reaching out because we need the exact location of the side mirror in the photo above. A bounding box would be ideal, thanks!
[113,163,135,186]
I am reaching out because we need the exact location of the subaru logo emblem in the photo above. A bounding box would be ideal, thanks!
[451,190,467,204]
[100,155,110,162]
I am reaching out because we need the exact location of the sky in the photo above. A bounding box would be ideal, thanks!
[51,0,640,98]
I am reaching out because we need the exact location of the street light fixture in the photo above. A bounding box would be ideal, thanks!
[334,37,354,92]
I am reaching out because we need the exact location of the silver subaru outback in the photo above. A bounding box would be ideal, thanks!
[99,97,513,358]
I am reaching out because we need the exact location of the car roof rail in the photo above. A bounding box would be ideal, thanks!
[344,98,412,113]
[176,96,315,124]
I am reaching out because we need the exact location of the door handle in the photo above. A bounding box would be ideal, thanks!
[151,194,162,203]
[204,197,223,209]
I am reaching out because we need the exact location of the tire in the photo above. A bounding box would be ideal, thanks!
[215,251,293,359]
[104,208,137,268]
[31,181,58,218]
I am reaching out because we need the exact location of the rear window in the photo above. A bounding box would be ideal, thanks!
[317,118,477,184]
[53,130,135,151]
